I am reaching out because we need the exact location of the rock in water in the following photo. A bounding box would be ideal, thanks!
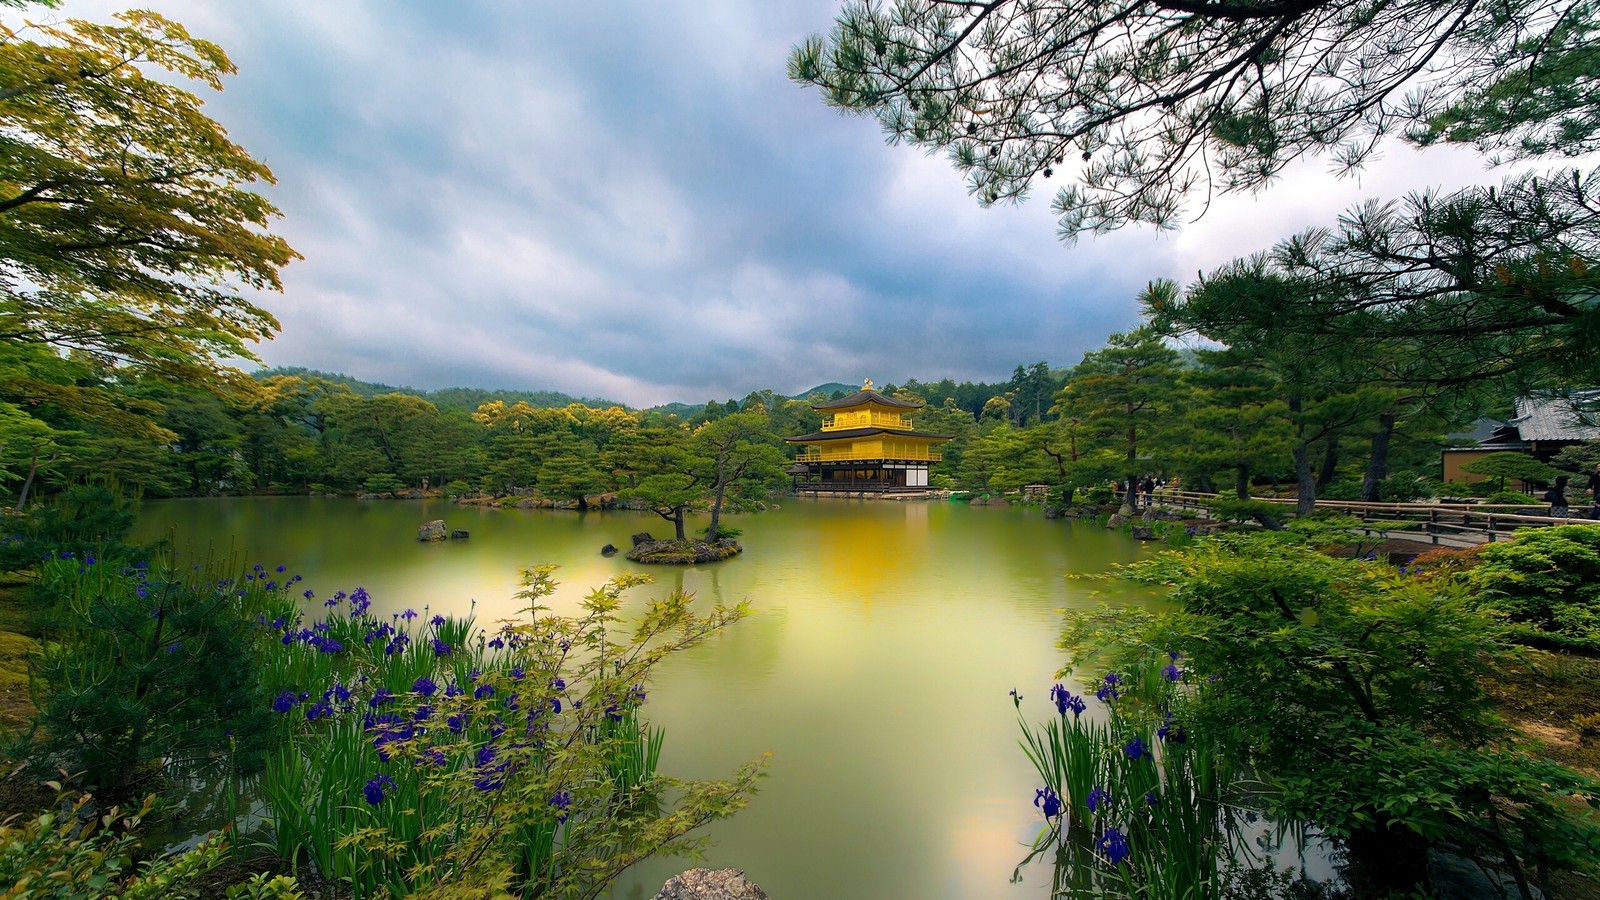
[418,520,448,542]
[651,868,770,900]
[450,530,469,540]
[631,532,655,547]
[600,544,618,556]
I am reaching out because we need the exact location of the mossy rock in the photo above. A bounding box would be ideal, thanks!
[626,539,742,565]
[0,631,37,720]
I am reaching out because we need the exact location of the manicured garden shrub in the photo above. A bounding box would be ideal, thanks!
[1205,497,1282,525]
[1483,490,1540,506]
[1467,524,1600,652]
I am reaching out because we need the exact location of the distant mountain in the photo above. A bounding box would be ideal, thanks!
[253,367,618,412]
[790,382,856,399]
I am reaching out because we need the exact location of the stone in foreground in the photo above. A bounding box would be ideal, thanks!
[652,868,769,900]
[417,519,447,542]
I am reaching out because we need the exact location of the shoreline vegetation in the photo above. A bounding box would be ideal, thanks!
[5,495,1598,896]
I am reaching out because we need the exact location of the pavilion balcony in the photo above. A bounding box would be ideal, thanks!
[794,449,942,463]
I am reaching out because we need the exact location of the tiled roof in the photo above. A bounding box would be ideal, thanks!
[1446,417,1507,445]
[1505,391,1600,442]
[810,388,923,410]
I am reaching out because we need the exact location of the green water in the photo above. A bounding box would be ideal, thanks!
[133,496,1159,899]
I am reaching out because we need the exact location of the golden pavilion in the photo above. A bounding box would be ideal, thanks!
[786,379,952,493]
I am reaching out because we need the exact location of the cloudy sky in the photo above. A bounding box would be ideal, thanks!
[41,2,1534,406]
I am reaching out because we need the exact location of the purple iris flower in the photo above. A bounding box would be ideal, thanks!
[1033,786,1062,819]
[363,774,395,805]
[1097,827,1131,864]
[549,790,573,823]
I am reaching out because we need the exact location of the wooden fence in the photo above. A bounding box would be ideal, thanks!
[1154,490,1596,546]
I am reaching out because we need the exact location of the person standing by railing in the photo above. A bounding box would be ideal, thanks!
[1588,464,1600,519]
[1546,475,1571,519]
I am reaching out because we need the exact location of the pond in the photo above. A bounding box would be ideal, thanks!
[133,496,1161,899]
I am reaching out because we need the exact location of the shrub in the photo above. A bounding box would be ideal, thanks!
[1466,524,1600,651]
[1206,497,1283,525]
[362,473,403,494]
[0,484,140,572]
[1483,490,1539,506]
[442,479,476,498]
[1318,481,1361,501]
[21,555,283,799]
[1405,545,1485,579]
[1083,485,1116,505]
[1072,535,1600,891]
[1382,472,1434,502]
[0,792,232,899]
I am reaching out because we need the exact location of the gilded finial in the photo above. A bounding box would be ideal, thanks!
[863,378,874,390]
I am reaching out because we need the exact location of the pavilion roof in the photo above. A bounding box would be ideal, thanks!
[785,426,953,443]
[810,388,923,411]
[1493,392,1600,442]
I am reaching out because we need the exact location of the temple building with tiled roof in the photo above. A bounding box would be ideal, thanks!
[1441,390,1600,483]
[786,379,952,494]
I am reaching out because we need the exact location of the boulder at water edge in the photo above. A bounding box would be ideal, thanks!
[651,868,770,900]
[418,520,448,542]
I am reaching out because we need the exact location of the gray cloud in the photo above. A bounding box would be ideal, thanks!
[41,1,1558,406]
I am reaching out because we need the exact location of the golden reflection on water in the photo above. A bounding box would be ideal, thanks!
[135,496,1162,900]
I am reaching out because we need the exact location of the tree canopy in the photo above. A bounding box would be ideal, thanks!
[1150,166,1600,389]
[0,9,297,384]
[790,0,1595,237]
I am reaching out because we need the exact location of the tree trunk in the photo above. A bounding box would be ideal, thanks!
[672,508,686,542]
[1360,411,1396,502]
[1319,435,1340,488]
[16,450,41,508]
[1234,464,1251,500]
[1290,396,1317,516]
[707,482,727,541]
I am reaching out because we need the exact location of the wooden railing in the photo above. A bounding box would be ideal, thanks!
[1155,490,1591,545]
[794,449,942,462]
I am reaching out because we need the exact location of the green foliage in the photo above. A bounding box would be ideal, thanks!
[22,553,280,799]
[0,483,139,571]
[256,567,765,898]
[1551,440,1600,474]
[1082,485,1116,505]
[1484,490,1540,506]
[0,792,230,900]
[361,473,403,494]
[1467,524,1600,651]
[1462,453,1561,490]
[1380,471,1434,502]
[1053,328,1183,490]
[0,10,298,385]
[1074,535,1600,886]
[1284,514,1383,559]
[1205,497,1282,525]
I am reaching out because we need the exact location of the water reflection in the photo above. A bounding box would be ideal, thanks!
[134,496,1161,899]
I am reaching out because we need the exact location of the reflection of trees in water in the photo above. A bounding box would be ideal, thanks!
[657,564,786,685]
